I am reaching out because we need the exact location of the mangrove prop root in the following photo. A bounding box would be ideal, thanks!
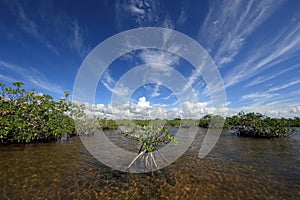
[127,150,162,172]
[127,149,147,169]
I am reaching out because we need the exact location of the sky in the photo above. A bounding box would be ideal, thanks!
[0,0,299,119]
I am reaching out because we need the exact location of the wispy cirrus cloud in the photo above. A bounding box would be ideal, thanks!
[160,93,175,100]
[239,79,300,113]
[240,91,279,102]
[176,0,189,26]
[239,80,300,114]
[101,70,130,97]
[0,60,65,96]
[114,0,185,83]
[115,0,171,28]
[0,74,16,84]
[265,87,300,105]
[138,49,181,68]
[150,84,160,98]
[70,20,90,58]
[115,0,190,30]
[245,64,300,87]
[4,0,89,58]
[268,79,300,93]
[198,0,282,67]
[6,0,59,55]
[241,78,300,103]
[224,19,300,88]
[13,0,38,38]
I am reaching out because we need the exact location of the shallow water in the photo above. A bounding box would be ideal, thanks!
[0,128,299,199]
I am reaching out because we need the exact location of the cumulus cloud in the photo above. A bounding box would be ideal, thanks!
[181,101,229,118]
[181,101,208,118]
[79,96,228,119]
[80,98,300,119]
[137,96,150,107]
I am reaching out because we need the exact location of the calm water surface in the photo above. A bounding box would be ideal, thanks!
[0,128,299,199]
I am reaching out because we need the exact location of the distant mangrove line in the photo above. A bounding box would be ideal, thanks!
[0,82,299,144]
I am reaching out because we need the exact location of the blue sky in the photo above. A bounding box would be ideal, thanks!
[0,0,299,118]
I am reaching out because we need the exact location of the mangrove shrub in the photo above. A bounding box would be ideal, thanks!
[0,82,83,144]
[122,124,177,171]
[228,112,296,138]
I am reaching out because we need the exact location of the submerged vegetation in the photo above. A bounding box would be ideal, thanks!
[0,81,298,144]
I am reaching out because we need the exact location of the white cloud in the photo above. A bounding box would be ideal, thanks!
[80,99,300,119]
[137,96,150,107]
[150,84,160,97]
[181,101,209,118]
[150,106,167,119]
[78,98,229,119]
